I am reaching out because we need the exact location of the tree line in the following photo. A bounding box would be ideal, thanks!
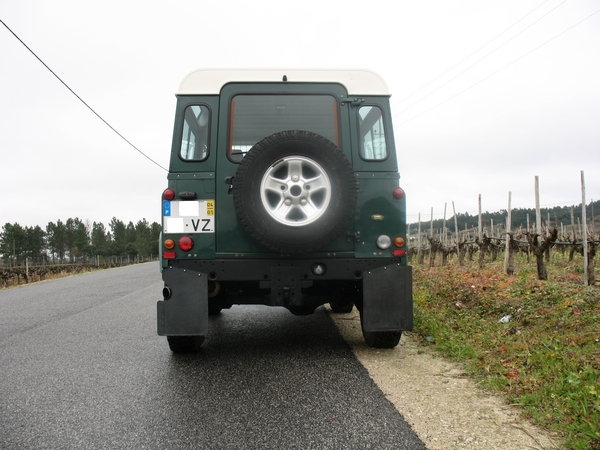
[0,218,161,263]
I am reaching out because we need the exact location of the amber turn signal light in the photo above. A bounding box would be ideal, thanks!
[394,237,405,247]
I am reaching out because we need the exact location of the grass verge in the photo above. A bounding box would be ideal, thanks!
[412,257,600,449]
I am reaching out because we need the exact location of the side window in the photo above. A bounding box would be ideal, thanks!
[358,106,388,161]
[180,105,210,161]
[229,94,339,162]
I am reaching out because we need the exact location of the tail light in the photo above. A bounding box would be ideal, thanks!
[178,236,194,251]
[163,189,175,200]
[392,188,404,199]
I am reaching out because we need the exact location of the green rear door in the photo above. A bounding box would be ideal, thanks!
[214,82,356,257]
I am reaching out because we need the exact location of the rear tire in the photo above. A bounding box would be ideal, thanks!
[208,302,223,315]
[232,130,357,253]
[167,336,204,353]
[359,311,402,348]
[329,300,354,314]
[362,330,402,349]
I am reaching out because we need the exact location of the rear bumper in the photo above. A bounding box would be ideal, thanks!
[158,258,413,333]
[166,257,406,281]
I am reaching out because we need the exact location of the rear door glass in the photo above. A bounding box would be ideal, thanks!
[180,105,210,161]
[358,105,388,161]
[229,94,339,161]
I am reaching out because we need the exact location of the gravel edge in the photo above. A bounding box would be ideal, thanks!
[329,308,563,450]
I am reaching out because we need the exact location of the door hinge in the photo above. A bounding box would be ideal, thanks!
[347,231,361,243]
[341,97,364,108]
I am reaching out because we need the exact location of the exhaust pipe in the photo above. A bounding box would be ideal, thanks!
[208,281,221,298]
[162,286,172,300]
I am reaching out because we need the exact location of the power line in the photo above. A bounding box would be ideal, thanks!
[394,7,600,127]
[0,18,168,172]
[394,0,568,117]
[392,0,554,109]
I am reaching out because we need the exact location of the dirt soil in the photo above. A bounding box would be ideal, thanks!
[330,308,564,450]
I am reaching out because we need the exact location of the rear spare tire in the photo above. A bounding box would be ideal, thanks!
[232,130,357,253]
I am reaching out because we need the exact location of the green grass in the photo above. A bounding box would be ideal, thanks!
[412,255,600,449]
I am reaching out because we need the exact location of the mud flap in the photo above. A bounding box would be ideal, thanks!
[362,264,413,332]
[157,267,208,336]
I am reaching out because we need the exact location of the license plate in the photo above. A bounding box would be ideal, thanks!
[163,200,214,233]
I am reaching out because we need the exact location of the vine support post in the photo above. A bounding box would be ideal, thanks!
[535,176,541,235]
[581,170,588,286]
[504,191,512,275]
[478,194,482,241]
[429,207,433,238]
[591,198,595,233]
[452,201,459,244]
[571,206,576,240]
[442,202,447,246]
[417,213,423,265]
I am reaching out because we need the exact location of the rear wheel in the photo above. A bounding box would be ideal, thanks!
[166,336,204,353]
[359,311,402,348]
[329,299,354,314]
[362,330,402,349]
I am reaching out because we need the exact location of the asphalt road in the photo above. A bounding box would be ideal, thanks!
[0,263,425,449]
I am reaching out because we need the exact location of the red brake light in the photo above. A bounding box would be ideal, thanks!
[178,236,194,251]
[163,189,176,200]
[393,188,404,199]
[163,251,176,260]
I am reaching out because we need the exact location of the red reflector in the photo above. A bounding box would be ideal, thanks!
[163,251,176,260]
[393,250,406,257]
[163,189,176,200]
[178,236,194,251]
[393,188,404,199]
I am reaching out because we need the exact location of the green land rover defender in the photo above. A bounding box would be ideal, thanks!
[157,69,412,352]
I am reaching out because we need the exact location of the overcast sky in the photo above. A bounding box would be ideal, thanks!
[1,0,599,229]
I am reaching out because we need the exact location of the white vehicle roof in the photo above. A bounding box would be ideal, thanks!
[177,69,390,96]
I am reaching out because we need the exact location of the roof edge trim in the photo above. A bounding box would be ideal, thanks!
[177,69,390,96]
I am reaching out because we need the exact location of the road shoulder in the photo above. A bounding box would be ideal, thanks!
[329,308,563,450]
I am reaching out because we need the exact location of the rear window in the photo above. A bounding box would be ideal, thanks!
[229,94,339,161]
[358,105,388,161]
[180,105,210,161]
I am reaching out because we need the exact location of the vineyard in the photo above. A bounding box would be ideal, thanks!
[408,185,599,285]
[1,256,156,289]
[409,226,598,285]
